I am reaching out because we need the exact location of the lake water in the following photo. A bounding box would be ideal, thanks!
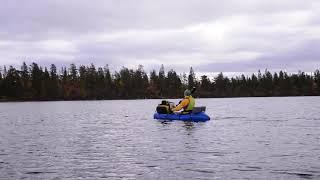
[0,97,320,180]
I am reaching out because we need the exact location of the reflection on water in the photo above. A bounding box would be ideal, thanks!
[182,121,195,129]
[0,97,320,179]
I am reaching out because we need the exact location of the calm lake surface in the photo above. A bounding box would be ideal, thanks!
[0,97,320,180]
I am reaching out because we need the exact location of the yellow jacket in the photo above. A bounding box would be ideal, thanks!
[172,96,192,112]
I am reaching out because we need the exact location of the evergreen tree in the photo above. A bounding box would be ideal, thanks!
[214,72,228,97]
[167,69,182,98]
[69,63,78,82]
[250,74,259,96]
[181,72,188,90]
[142,72,149,98]
[297,72,313,96]
[86,64,98,98]
[273,72,280,96]
[61,67,68,82]
[158,64,166,97]
[0,67,3,97]
[188,67,196,89]
[1,66,22,98]
[118,67,131,98]
[262,69,273,96]
[96,67,106,99]
[148,70,159,98]
[200,75,211,97]
[48,64,59,98]
[314,69,320,95]
[20,62,30,94]
[104,65,113,98]
[283,72,292,96]
[59,66,69,99]
[30,63,43,98]
[3,66,7,78]
[42,67,50,98]
[79,65,87,98]
[133,65,148,98]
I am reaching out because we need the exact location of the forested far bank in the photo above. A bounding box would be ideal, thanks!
[0,62,320,101]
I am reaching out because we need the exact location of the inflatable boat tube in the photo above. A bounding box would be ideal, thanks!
[153,112,210,122]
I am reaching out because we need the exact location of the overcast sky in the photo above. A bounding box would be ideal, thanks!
[0,0,319,74]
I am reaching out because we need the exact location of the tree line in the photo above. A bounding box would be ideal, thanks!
[0,62,320,101]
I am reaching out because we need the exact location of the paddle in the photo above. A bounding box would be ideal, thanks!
[191,86,196,94]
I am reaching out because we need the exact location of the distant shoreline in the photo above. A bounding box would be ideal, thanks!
[1,63,320,101]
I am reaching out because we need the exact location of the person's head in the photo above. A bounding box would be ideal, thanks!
[184,89,191,97]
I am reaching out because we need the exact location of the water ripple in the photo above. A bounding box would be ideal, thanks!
[271,171,317,179]
[0,98,320,179]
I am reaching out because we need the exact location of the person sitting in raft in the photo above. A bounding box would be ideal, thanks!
[171,89,195,114]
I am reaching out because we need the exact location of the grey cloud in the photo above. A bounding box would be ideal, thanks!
[0,0,314,37]
[0,0,319,74]
[196,38,320,73]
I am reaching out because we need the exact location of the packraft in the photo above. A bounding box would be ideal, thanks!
[154,100,210,122]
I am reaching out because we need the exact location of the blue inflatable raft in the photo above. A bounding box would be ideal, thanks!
[153,112,210,122]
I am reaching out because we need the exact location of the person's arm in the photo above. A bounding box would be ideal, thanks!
[172,99,189,111]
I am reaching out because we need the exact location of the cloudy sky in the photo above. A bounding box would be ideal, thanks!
[0,0,319,75]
